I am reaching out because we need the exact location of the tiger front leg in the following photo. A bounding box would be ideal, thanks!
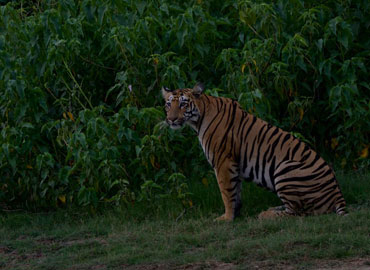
[214,161,242,222]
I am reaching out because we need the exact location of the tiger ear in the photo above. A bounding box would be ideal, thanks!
[192,82,204,98]
[161,86,172,99]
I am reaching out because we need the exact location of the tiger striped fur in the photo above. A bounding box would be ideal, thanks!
[162,83,347,221]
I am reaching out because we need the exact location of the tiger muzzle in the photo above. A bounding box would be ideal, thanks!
[166,117,184,129]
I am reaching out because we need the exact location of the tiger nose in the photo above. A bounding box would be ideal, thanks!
[167,116,178,123]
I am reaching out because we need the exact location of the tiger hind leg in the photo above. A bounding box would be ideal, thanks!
[273,160,347,216]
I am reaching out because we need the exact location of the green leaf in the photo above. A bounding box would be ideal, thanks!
[293,33,308,47]
[21,123,34,129]
[316,39,323,51]
[97,5,107,26]
[160,3,169,15]
[177,28,188,48]
[58,166,70,184]
[135,1,146,15]
[328,17,339,35]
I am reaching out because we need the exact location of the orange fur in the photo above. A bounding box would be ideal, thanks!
[163,84,346,220]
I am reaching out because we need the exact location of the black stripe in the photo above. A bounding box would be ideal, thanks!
[204,105,227,160]
[280,133,291,150]
[226,184,238,192]
[302,145,310,156]
[216,98,220,111]
[267,133,283,161]
[230,176,240,183]
[313,190,341,211]
[232,128,239,163]
[318,168,332,179]
[245,116,257,140]
[242,142,249,172]
[301,153,320,170]
[277,177,335,192]
[300,151,312,163]
[269,156,276,191]
[196,99,207,131]
[201,112,219,141]
[274,162,305,178]
[291,141,302,159]
[261,144,271,188]
[281,148,291,163]
[238,113,250,138]
[266,127,280,144]
[275,170,325,184]
[255,125,271,182]
[260,124,273,144]
[245,168,254,182]
[219,98,224,109]
[256,124,267,144]
[279,190,309,196]
[237,112,246,135]
[325,198,338,213]
[211,141,219,167]
[249,137,257,161]
[217,102,238,157]
[312,161,328,174]
[254,147,261,185]
[283,179,334,195]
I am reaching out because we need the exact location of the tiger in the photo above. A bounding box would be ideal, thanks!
[162,83,347,221]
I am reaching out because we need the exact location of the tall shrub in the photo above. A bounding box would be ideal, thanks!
[0,0,368,210]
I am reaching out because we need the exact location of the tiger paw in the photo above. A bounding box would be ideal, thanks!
[258,210,279,220]
[214,214,233,222]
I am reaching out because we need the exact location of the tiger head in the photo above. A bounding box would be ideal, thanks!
[161,83,204,129]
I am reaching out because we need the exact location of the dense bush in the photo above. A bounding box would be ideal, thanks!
[0,0,369,210]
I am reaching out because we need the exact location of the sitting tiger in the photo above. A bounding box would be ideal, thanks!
[162,83,347,221]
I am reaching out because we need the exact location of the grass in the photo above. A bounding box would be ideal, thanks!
[1,170,369,270]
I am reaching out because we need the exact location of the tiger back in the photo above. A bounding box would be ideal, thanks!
[162,83,347,221]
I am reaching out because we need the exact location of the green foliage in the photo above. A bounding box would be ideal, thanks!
[232,0,370,166]
[0,0,369,210]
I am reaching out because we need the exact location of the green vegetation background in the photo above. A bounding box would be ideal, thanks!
[0,0,369,210]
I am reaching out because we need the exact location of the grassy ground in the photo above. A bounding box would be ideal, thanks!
[1,170,369,270]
